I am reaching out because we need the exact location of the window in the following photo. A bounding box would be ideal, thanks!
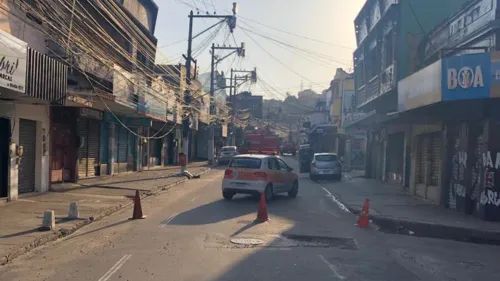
[229,157,261,169]
[277,159,289,171]
[315,154,338,162]
[267,158,280,170]
[221,147,236,152]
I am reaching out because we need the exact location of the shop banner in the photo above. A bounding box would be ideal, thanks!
[0,31,27,93]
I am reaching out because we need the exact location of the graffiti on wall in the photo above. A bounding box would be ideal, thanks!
[478,150,500,207]
[449,137,468,209]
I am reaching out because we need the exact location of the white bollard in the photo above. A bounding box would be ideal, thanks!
[68,202,79,219]
[41,210,55,231]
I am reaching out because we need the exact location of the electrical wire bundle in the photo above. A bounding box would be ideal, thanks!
[0,0,236,139]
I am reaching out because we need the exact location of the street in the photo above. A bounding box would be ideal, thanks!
[1,156,499,281]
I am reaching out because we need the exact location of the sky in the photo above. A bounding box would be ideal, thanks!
[154,0,365,100]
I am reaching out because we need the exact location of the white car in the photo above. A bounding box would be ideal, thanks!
[309,153,342,181]
[222,154,299,201]
[218,146,238,165]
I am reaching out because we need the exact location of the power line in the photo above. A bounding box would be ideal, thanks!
[237,16,354,50]
[240,28,317,84]
[408,0,437,51]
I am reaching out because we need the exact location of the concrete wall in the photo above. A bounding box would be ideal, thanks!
[0,103,50,200]
[0,2,47,54]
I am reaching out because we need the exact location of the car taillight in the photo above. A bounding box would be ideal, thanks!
[224,169,234,179]
[253,171,267,180]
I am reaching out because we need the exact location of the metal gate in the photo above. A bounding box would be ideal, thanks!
[417,137,428,185]
[77,118,100,179]
[18,119,37,193]
[430,135,442,186]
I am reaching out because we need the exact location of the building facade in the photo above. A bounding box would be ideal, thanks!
[350,0,500,222]
[0,0,211,201]
[398,0,500,221]
[349,0,470,187]
[0,2,68,201]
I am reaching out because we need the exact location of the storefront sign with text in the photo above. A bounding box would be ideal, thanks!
[0,32,27,93]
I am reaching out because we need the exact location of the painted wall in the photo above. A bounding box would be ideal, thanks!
[121,0,157,33]
[0,2,46,54]
[0,103,50,200]
[398,0,470,79]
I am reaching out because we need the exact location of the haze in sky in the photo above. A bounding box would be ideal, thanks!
[155,0,365,99]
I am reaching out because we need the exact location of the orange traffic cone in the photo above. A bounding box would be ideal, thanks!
[255,192,269,223]
[130,190,146,220]
[356,199,370,228]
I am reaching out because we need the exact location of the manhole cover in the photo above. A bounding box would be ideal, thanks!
[230,238,265,245]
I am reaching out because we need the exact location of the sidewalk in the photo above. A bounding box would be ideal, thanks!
[0,162,212,265]
[328,172,500,244]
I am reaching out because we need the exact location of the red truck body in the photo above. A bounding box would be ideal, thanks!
[239,129,280,155]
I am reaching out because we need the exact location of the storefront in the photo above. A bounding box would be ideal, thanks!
[412,123,443,203]
[385,125,406,185]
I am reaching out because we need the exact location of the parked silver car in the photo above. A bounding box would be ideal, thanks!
[309,153,342,181]
[218,146,239,165]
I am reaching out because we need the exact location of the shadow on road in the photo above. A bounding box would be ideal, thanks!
[63,219,131,242]
[169,196,258,226]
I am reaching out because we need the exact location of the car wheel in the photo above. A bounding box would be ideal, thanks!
[288,181,298,198]
[223,191,234,200]
[309,174,315,181]
[264,184,274,202]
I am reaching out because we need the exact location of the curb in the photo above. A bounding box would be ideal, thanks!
[1,167,212,266]
[325,188,500,246]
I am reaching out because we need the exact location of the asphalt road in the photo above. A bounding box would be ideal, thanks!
[1,156,500,281]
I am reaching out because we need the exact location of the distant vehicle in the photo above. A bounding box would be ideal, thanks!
[222,154,299,201]
[218,146,238,165]
[239,128,280,155]
[309,153,342,181]
[279,141,297,156]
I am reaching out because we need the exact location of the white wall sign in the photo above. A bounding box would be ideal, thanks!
[0,32,27,93]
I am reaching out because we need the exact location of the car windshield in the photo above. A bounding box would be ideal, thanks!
[229,157,261,169]
[315,155,337,162]
[221,147,236,152]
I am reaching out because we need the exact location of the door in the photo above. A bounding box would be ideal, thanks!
[18,119,37,194]
[267,157,284,190]
[77,119,88,179]
[278,158,293,191]
[77,118,100,179]
[0,118,10,198]
[87,119,100,177]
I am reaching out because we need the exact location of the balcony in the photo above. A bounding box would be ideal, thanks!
[357,75,380,108]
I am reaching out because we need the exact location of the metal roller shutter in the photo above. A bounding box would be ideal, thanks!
[430,135,441,186]
[128,130,136,171]
[18,119,37,193]
[117,127,128,163]
[86,119,100,177]
[77,119,88,179]
[418,137,428,184]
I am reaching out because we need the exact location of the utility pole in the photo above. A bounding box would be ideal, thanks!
[230,68,234,145]
[208,42,245,164]
[182,3,238,173]
[227,68,257,145]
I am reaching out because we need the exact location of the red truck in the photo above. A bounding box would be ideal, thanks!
[239,129,280,155]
